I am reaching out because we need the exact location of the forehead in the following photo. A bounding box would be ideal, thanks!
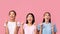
[10,12,15,14]
[45,13,49,15]
[28,15,32,17]
[44,12,51,16]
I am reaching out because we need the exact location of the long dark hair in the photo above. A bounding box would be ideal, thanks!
[43,12,51,23]
[26,13,35,24]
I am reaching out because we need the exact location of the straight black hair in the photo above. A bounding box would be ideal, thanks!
[26,13,35,24]
[43,18,51,23]
[43,12,51,23]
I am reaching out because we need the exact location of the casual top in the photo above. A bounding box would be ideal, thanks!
[23,24,36,34]
[4,21,20,34]
[37,23,57,34]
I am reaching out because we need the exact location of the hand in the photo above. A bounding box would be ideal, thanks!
[51,24,54,31]
[40,23,43,29]
[21,22,24,25]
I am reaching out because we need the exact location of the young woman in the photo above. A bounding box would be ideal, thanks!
[4,10,20,34]
[21,13,37,34]
[37,12,57,34]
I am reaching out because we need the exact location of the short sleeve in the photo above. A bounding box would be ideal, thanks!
[54,24,57,32]
[35,26,37,30]
[17,22,20,27]
[33,25,37,30]
[37,24,40,31]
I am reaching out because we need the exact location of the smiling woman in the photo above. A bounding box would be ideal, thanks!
[37,12,57,34]
[0,0,60,34]
[4,10,20,34]
[21,13,37,34]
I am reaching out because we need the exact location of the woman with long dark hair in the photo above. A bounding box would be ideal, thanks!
[37,12,57,34]
[21,13,37,34]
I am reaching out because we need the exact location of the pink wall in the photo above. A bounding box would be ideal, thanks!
[0,0,60,34]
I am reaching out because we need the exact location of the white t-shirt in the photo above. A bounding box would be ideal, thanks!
[4,21,20,34]
[23,24,36,34]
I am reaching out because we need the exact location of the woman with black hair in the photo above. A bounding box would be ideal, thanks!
[37,12,57,34]
[21,13,37,34]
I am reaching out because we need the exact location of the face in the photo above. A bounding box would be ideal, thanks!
[27,15,33,24]
[9,12,16,20]
[44,13,51,22]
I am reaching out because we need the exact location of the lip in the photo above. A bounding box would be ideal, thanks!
[28,19,32,21]
[46,18,49,19]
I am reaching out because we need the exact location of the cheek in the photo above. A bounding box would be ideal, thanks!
[31,18,33,20]
[9,15,15,18]
[9,15,12,17]
[49,17,51,19]
[27,17,33,21]
[27,17,30,21]
[13,15,15,17]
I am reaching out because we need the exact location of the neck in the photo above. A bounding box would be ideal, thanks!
[10,19,15,22]
[45,21,49,24]
[28,22,32,26]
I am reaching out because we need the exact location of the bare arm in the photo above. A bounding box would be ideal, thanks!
[39,23,43,34]
[5,25,9,34]
[20,25,24,34]
[20,23,24,34]
[34,25,37,34]
[39,27,42,34]
[14,26,19,34]
[52,30,56,34]
[34,29,37,34]
[52,24,56,34]
[14,21,20,34]
[5,21,9,34]
[37,29,39,34]
[54,32,56,34]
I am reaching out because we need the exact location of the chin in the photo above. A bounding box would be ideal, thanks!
[28,21,32,23]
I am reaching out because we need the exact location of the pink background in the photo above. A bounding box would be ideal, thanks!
[0,0,60,34]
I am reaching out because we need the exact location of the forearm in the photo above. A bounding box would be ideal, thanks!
[52,31,56,34]
[39,26,42,34]
[39,29,42,34]
[5,27,9,34]
[20,26,24,34]
[34,29,37,34]
[52,31,54,34]
[5,31,9,34]
[20,29,24,34]
[14,27,19,34]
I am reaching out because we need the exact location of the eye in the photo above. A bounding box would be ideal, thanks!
[10,15,11,16]
[13,15,15,16]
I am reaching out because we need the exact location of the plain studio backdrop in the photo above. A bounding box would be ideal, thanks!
[0,0,60,34]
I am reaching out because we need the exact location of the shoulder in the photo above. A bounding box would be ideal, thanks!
[50,23,56,27]
[15,21,20,24]
[16,21,20,24]
[23,23,28,29]
[24,23,27,26]
[4,20,9,27]
[51,23,56,25]
[5,20,9,24]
